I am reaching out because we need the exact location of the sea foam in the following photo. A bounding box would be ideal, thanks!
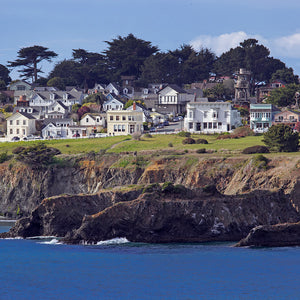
[96,237,130,245]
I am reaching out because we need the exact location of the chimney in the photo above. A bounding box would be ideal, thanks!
[133,101,136,111]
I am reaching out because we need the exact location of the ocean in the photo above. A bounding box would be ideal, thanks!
[1,221,300,300]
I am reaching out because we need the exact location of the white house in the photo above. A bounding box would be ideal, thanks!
[184,100,242,133]
[7,112,36,139]
[45,101,69,118]
[106,83,121,95]
[79,113,106,134]
[42,118,73,138]
[126,102,149,122]
[103,93,125,111]
[157,84,194,114]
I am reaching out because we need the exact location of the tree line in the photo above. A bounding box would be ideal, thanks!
[0,34,299,96]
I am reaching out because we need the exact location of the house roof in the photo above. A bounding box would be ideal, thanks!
[7,111,36,120]
[166,84,187,94]
[56,100,68,110]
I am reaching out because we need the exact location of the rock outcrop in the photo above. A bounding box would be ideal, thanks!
[2,185,299,244]
[235,222,300,247]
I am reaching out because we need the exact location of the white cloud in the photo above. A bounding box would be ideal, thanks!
[190,32,265,56]
[272,33,300,58]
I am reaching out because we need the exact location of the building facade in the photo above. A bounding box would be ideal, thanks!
[250,104,281,132]
[184,100,242,133]
[106,110,144,136]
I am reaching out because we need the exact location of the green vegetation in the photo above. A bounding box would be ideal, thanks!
[242,145,270,154]
[252,154,269,170]
[263,124,299,152]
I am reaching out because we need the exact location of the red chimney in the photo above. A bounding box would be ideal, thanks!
[133,101,136,111]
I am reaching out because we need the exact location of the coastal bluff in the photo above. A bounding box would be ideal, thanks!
[1,151,300,244]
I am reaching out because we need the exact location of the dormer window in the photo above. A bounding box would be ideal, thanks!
[50,93,55,100]
[63,93,69,100]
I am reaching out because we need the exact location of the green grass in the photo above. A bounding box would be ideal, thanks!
[0,134,280,157]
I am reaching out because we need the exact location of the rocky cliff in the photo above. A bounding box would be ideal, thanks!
[1,151,300,245]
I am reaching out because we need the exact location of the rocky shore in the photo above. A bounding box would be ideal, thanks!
[1,152,300,246]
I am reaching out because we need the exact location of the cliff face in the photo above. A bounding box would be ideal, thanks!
[1,153,300,219]
[2,186,299,244]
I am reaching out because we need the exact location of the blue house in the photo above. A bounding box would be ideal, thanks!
[250,104,281,133]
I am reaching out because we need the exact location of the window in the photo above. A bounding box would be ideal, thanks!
[218,122,222,128]
[110,115,113,121]
[203,123,207,129]
[204,111,208,118]
[114,125,117,132]
[23,120,26,125]
[196,123,201,131]
[116,116,120,121]
[118,125,121,132]
[208,122,212,129]
[189,111,193,119]
[122,125,125,132]
[16,120,19,125]
[86,118,89,123]
[22,129,25,135]
[212,112,218,118]
[9,120,13,125]
[122,116,126,121]
[17,85,25,91]
[213,122,217,129]
[96,118,100,122]
[10,129,13,134]
[128,116,132,121]
[278,116,283,121]
[189,122,193,129]
[16,129,19,134]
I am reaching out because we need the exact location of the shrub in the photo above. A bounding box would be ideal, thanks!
[196,148,206,154]
[203,184,218,195]
[15,143,61,167]
[182,138,195,144]
[173,184,187,194]
[178,131,191,137]
[232,126,254,137]
[143,133,152,138]
[162,181,174,193]
[252,154,269,169]
[12,146,25,154]
[196,139,208,144]
[142,183,161,194]
[242,145,270,154]
[168,142,173,147]
[132,131,142,141]
[216,134,231,140]
[263,124,299,152]
[0,152,10,163]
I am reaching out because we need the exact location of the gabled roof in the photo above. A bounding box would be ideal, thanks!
[56,100,68,110]
[159,84,187,94]
[8,111,36,120]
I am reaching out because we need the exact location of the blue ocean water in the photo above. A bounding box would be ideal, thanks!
[1,222,300,300]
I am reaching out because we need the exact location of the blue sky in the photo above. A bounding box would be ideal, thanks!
[1,0,300,80]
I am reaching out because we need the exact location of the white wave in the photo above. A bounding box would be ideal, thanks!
[27,236,59,240]
[3,236,23,240]
[39,238,62,245]
[96,237,130,245]
[0,219,16,223]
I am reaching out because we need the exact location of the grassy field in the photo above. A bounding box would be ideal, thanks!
[0,133,266,155]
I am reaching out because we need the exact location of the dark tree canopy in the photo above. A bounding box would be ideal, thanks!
[263,124,299,152]
[0,64,11,86]
[271,68,299,84]
[266,83,300,107]
[103,33,159,81]
[8,45,57,83]
[213,39,287,86]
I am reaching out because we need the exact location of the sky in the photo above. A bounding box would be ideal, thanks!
[1,0,300,81]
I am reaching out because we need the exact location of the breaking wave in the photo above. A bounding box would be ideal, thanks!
[96,237,130,245]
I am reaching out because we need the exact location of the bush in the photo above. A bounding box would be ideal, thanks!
[263,124,299,152]
[12,146,25,154]
[143,133,152,138]
[242,145,270,154]
[142,183,161,194]
[178,131,191,137]
[232,126,254,137]
[182,138,195,144]
[162,181,174,193]
[196,148,206,153]
[168,142,173,147]
[15,143,61,167]
[196,139,208,144]
[0,152,9,163]
[252,154,269,169]
[132,131,142,141]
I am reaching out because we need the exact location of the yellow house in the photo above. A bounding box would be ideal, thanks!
[107,110,144,136]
